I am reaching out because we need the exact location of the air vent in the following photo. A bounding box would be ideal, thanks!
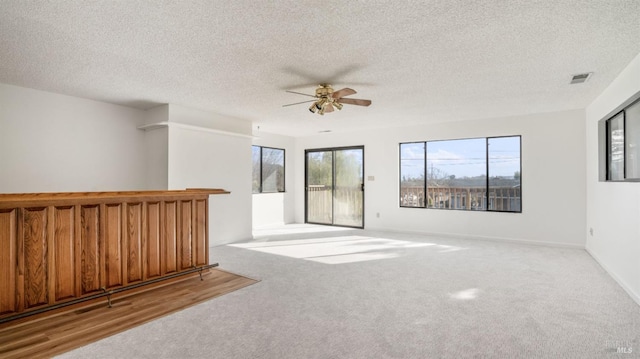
[319,130,332,133]
[570,72,592,84]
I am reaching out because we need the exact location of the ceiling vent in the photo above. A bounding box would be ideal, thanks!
[570,72,592,84]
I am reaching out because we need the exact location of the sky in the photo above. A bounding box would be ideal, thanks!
[401,136,520,179]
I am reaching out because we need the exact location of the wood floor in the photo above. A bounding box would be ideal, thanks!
[0,269,258,359]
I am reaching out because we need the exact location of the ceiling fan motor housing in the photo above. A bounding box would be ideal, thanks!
[315,84,333,98]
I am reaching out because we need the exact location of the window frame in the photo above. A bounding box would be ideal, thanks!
[399,135,522,213]
[605,111,625,181]
[487,136,522,213]
[602,96,640,182]
[399,141,427,208]
[252,145,286,193]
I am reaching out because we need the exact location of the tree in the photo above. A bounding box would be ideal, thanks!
[307,150,363,188]
[307,152,333,186]
[426,165,450,187]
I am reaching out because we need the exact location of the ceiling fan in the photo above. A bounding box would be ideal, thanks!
[283,84,371,115]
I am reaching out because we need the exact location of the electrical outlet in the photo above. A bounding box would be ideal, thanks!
[376,212,380,218]
[589,228,594,236]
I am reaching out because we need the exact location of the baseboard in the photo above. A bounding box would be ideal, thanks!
[585,248,640,307]
[364,226,585,249]
[252,222,286,230]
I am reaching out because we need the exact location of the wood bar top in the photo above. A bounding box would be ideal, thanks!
[0,188,229,209]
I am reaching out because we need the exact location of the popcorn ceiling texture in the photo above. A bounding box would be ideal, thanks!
[0,0,639,136]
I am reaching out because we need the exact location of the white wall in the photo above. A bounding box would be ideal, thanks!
[295,109,586,247]
[144,127,168,190]
[167,104,248,135]
[586,52,640,304]
[0,83,147,192]
[143,105,169,190]
[0,84,253,246]
[252,131,296,228]
[166,105,253,245]
[252,193,285,227]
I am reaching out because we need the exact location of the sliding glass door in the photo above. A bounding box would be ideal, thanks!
[306,150,334,224]
[305,146,364,228]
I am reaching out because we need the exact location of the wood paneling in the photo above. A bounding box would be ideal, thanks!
[145,202,161,279]
[104,204,122,289]
[52,207,76,301]
[0,210,17,315]
[0,189,228,322]
[125,203,142,284]
[163,201,177,275]
[22,208,48,309]
[179,200,192,270]
[193,199,207,266]
[80,205,101,295]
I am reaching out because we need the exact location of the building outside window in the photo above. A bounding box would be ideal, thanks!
[400,136,521,212]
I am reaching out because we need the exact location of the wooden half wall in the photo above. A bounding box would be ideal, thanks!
[0,189,228,321]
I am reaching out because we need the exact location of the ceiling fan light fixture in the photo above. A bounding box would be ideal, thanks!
[315,98,328,111]
[332,101,343,110]
[309,103,317,113]
[318,103,327,115]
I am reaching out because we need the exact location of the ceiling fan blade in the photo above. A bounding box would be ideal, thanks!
[332,88,356,99]
[338,98,372,107]
[282,99,316,107]
[285,90,316,98]
[324,103,334,113]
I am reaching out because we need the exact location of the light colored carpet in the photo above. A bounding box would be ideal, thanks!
[57,228,639,358]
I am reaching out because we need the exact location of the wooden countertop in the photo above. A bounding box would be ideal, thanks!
[0,188,230,208]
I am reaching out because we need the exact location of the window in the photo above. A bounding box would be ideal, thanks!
[399,136,521,212]
[252,146,285,193]
[607,113,624,180]
[603,98,640,181]
[488,136,521,212]
[625,101,640,179]
[427,138,486,210]
[400,142,425,208]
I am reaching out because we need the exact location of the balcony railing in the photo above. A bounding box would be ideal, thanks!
[307,185,363,226]
[400,186,521,212]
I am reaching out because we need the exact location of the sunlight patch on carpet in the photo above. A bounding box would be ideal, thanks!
[449,288,480,300]
[231,235,465,264]
[252,223,350,238]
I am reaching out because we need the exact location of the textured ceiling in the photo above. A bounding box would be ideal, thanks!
[1,1,639,137]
